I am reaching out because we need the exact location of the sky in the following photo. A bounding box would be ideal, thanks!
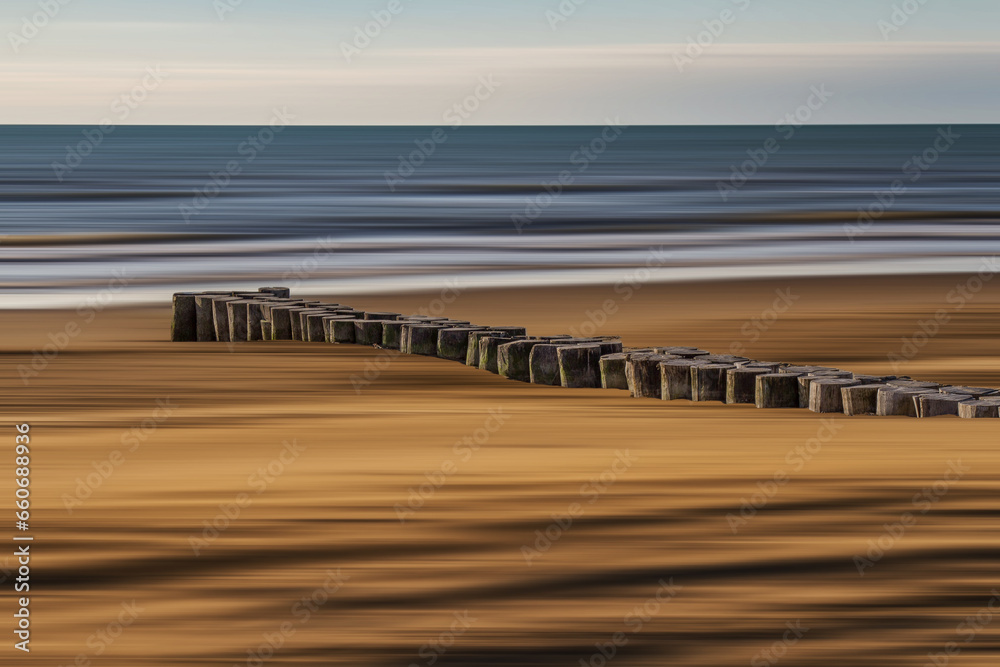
[1,0,998,125]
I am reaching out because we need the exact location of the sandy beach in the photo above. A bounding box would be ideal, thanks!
[3,274,999,666]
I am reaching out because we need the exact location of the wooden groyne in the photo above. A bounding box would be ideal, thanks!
[172,288,1000,419]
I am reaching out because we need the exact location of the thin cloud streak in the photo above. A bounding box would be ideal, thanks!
[2,42,998,125]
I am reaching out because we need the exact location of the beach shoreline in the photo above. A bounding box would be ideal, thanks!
[2,275,998,665]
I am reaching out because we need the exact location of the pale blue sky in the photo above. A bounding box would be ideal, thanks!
[2,0,998,124]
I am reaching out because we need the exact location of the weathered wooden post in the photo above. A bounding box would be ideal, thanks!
[284,306,314,341]
[480,334,528,373]
[258,287,292,298]
[406,323,449,356]
[467,329,526,367]
[212,297,243,342]
[842,384,891,416]
[171,293,199,341]
[437,327,486,362]
[756,373,804,409]
[355,320,389,347]
[600,353,629,390]
[194,293,229,342]
[660,359,709,400]
[916,394,974,418]
[226,300,258,342]
[808,378,861,413]
[798,371,854,407]
[691,363,737,402]
[267,305,305,341]
[626,353,678,398]
[380,321,407,350]
[299,308,339,341]
[558,344,604,389]
[321,316,355,344]
[498,340,546,381]
[959,398,1000,419]
[726,367,771,404]
[876,387,938,417]
[528,344,566,386]
[308,313,348,342]
[246,301,269,341]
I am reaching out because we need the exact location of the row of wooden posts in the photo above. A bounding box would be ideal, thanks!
[171,288,1000,419]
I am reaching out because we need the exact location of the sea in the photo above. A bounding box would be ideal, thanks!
[1,124,998,308]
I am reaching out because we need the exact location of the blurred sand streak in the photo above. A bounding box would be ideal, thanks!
[1,275,998,666]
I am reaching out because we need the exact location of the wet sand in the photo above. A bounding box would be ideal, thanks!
[2,274,998,666]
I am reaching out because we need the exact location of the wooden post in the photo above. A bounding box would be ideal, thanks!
[437,328,486,362]
[808,378,861,413]
[498,340,545,381]
[876,388,937,417]
[600,353,629,390]
[558,344,603,389]
[916,394,974,418]
[212,297,243,342]
[170,293,198,341]
[798,371,854,408]
[726,367,771,404]
[660,359,709,400]
[842,384,891,416]
[626,353,678,398]
[691,363,736,402]
[959,398,1000,419]
[756,373,804,409]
